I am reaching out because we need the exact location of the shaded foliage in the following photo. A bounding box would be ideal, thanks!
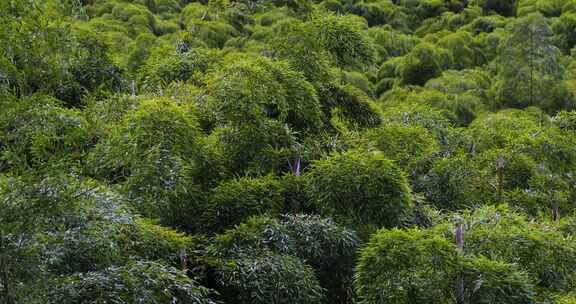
[4,0,576,303]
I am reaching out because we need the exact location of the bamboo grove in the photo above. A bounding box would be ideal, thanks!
[3,0,576,303]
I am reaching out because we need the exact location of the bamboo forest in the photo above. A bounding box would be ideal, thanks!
[3,0,576,303]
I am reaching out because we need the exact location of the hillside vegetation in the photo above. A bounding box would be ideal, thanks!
[3,0,576,303]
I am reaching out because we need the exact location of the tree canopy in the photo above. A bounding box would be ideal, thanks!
[4,0,576,303]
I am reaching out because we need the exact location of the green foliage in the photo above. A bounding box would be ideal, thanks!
[461,15,509,34]
[478,0,518,17]
[518,0,565,17]
[87,98,208,230]
[209,214,358,303]
[355,228,459,304]
[555,293,576,304]
[65,29,126,100]
[493,13,570,113]
[138,47,216,91]
[396,42,452,86]
[305,149,413,232]
[127,217,207,263]
[188,19,239,48]
[206,55,323,133]
[0,96,91,172]
[476,148,536,191]
[437,31,484,69]
[424,69,491,125]
[211,214,359,301]
[459,256,536,303]
[559,215,576,235]
[342,70,375,96]
[88,98,202,173]
[367,26,419,64]
[6,0,576,302]
[396,89,485,127]
[181,2,210,25]
[425,69,491,100]
[0,173,207,303]
[455,205,576,291]
[366,123,439,177]
[82,94,143,134]
[468,108,576,173]
[415,8,482,35]
[552,12,576,53]
[378,101,455,141]
[277,214,359,281]
[312,14,375,70]
[202,175,284,234]
[209,120,296,175]
[52,260,216,304]
[213,252,324,304]
[351,0,410,28]
[355,226,537,304]
[465,108,543,152]
[268,19,333,83]
[321,83,382,130]
[211,214,358,258]
[422,153,482,210]
[554,110,576,131]
[0,2,124,105]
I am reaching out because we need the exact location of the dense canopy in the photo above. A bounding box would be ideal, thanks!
[3,0,576,303]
